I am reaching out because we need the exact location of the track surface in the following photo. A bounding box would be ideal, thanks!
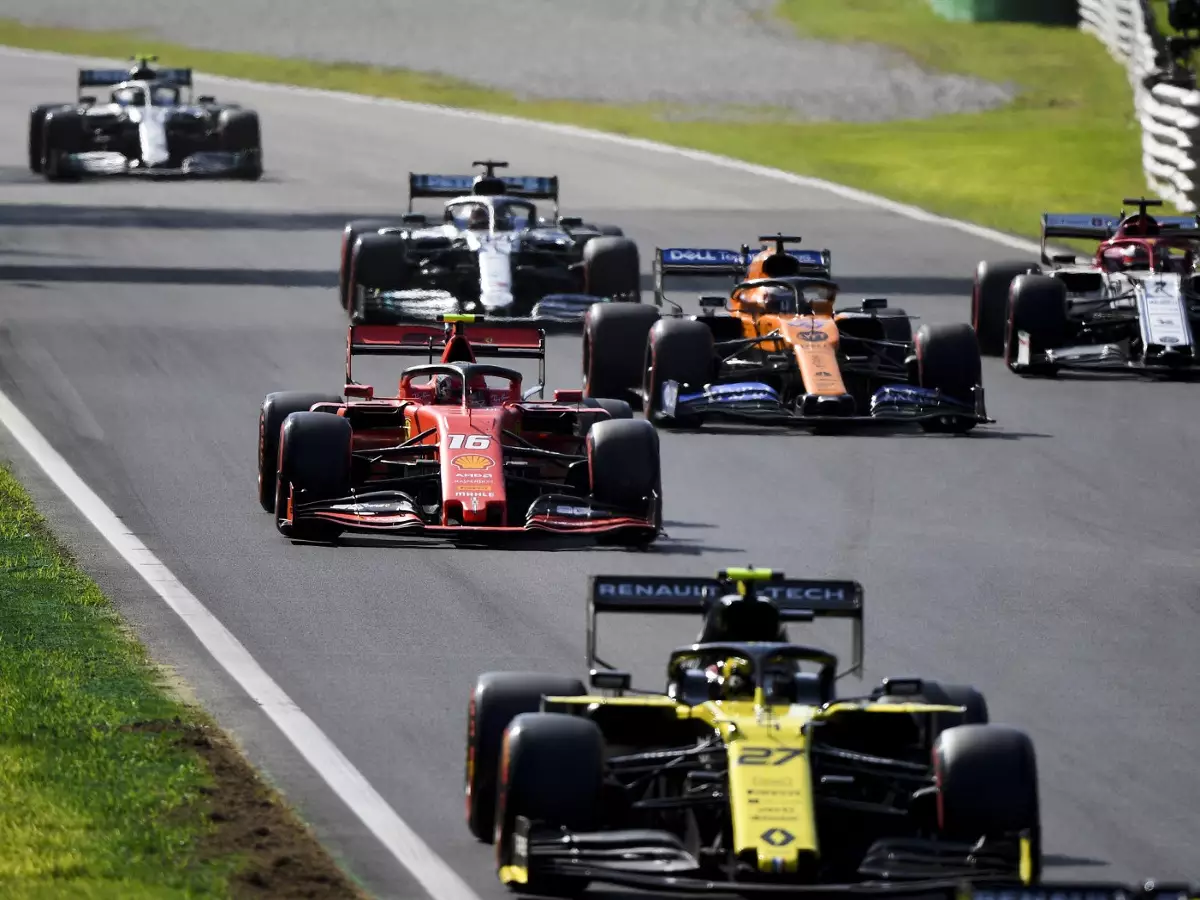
[4,2,1011,117]
[1,52,1198,897]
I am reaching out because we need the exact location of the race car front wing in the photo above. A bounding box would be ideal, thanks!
[57,149,260,177]
[283,489,658,540]
[502,817,1047,895]
[654,380,993,430]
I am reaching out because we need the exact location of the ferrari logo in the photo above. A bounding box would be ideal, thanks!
[452,454,494,470]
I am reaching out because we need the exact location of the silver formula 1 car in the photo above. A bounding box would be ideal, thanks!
[338,160,641,324]
[29,56,263,181]
[971,197,1200,377]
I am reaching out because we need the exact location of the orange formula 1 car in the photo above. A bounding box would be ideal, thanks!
[582,235,991,433]
[256,314,661,545]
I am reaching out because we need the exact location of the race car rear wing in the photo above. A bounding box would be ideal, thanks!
[78,67,193,88]
[586,568,864,684]
[408,173,560,210]
[1040,212,1200,263]
[344,315,546,389]
[652,246,832,309]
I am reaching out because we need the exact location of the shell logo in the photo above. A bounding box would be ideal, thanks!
[452,454,494,470]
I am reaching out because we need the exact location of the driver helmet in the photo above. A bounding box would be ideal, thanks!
[705,657,754,700]
[1102,243,1150,272]
[466,206,490,231]
[760,284,797,314]
[433,374,463,404]
[112,87,145,107]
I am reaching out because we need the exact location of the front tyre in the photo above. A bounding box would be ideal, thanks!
[274,411,352,541]
[465,673,586,843]
[915,323,983,434]
[494,713,603,893]
[257,391,342,511]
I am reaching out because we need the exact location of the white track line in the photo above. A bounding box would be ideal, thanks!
[0,389,480,900]
[0,41,1041,900]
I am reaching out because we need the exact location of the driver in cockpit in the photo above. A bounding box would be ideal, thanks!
[466,206,490,231]
[112,86,146,107]
[432,373,490,406]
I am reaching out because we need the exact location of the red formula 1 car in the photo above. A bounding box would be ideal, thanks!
[256,314,661,545]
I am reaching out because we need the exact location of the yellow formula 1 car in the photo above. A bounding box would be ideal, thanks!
[464,568,1043,894]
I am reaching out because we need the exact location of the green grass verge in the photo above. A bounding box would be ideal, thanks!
[0,465,363,898]
[0,465,231,896]
[0,6,1158,238]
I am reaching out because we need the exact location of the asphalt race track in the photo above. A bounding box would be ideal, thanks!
[1,50,1198,898]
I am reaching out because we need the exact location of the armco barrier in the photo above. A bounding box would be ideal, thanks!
[1079,0,1200,210]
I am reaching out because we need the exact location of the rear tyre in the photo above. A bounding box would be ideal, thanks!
[582,397,633,419]
[919,682,989,736]
[339,219,397,309]
[216,109,263,180]
[915,323,982,434]
[644,319,715,427]
[465,673,586,843]
[1005,274,1069,377]
[274,412,352,541]
[583,236,640,302]
[494,713,603,892]
[973,261,1036,356]
[935,724,1041,880]
[258,391,342,511]
[348,232,411,323]
[582,303,660,402]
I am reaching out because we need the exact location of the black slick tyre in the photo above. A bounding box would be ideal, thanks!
[644,319,714,427]
[919,682,989,737]
[339,219,396,309]
[934,724,1041,880]
[581,397,633,419]
[583,236,640,302]
[28,104,60,173]
[915,323,982,433]
[348,232,411,323]
[494,713,603,893]
[1005,274,1069,376]
[41,111,82,182]
[258,391,342,512]
[588,418,660,512]
[582,303,660,403]
[973,261,1035,356]
[274,412,352,541]
[216,109,263,180]
[465,673,586,843]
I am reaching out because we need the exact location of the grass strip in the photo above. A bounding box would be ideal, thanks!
[0,464,367,899]
[0,5,1163,238]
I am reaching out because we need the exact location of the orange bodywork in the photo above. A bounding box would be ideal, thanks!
[725,248,852,398]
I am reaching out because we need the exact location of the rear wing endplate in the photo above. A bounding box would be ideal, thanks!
[587,572,863,678]
[78,67,193,88]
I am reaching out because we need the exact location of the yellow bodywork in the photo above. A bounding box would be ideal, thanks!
[543,692,965,874]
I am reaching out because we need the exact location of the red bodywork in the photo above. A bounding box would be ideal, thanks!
[279,319,658,541]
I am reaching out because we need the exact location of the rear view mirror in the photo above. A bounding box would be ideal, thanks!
[558,216,584,228]
[79,95,96,106]
[402,213,427,225]
[861,297,888,310]
[344,384,373,399]
[699,295,726,309]
[197,95,216,105]
[590,669,631,692]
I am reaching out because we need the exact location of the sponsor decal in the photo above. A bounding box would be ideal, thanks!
[594,581,849,603]
[796,330,828,342]
[447,433,492,450]
[737,747,805,765]
[662,248,743,266]
[452,454,494,470]
[759,828,795,847]
[554,505,593,517]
